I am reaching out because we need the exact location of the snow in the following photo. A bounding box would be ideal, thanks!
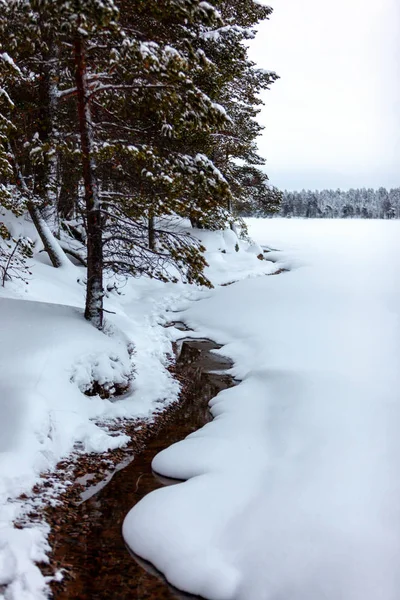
[201,25,251,42]
[253,0,272,7]
[193,227,276,285]
[0,288,178,599]
[0,213,274,599]
[124,219,400,600]
[0,52,21,75]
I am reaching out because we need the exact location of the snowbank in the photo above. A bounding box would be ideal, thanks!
[0,291,178,599]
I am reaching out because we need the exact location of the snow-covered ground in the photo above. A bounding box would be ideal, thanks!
[0,216,275,599]
[124,219,400,600]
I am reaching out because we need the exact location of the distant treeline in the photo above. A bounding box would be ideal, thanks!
[279,188,400,219]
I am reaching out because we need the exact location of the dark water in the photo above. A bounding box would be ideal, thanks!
[53,340,235,600]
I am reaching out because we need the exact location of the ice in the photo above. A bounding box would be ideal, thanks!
[124,219,400,600]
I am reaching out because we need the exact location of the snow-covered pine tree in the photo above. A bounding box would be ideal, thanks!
[0,43,34,285]
[188,0,280,221]
[2,0,239,327]
[103,0,234,232]
[0,0,60,210]
[0,46,16,208]
[0,0,73,269]
[389,188,400,218]
[279,187,400,219]
[1,0,281,325]
[232,166,281,216]
[68,0,234,326]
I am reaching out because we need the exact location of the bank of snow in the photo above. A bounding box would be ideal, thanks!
[124,219,400,600]
[0,216,276,600]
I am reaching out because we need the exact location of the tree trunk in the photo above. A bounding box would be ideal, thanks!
[27,201,67,268]
[190,216,203,229]
[8,143,67,268]
[148,215,155,251]
[58,153,79,219]
[74,34,103,329]
[34,35,59,209]
[227,197,235,231]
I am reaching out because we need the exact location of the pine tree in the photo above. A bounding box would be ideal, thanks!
[0,46,18,209]
[0,0,72,268]
[2,0,238,326]
[188,0,280,220]
[1,0,282,324]
[0,43,34,285]
[231,166,281,216]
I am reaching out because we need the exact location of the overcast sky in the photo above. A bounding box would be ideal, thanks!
[249,0,400,191]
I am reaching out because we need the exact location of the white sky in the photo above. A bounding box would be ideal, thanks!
[249,0,400,190]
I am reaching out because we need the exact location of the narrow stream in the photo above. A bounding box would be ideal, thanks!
[52,339,236,600]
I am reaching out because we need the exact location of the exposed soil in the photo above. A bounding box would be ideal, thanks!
[39,338,236,600]
[220,266,289,287]
[269,268,289,276]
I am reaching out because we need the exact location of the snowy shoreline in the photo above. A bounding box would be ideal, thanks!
[0,222,276,600]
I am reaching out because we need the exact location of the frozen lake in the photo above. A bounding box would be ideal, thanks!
[124,218,400,600]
